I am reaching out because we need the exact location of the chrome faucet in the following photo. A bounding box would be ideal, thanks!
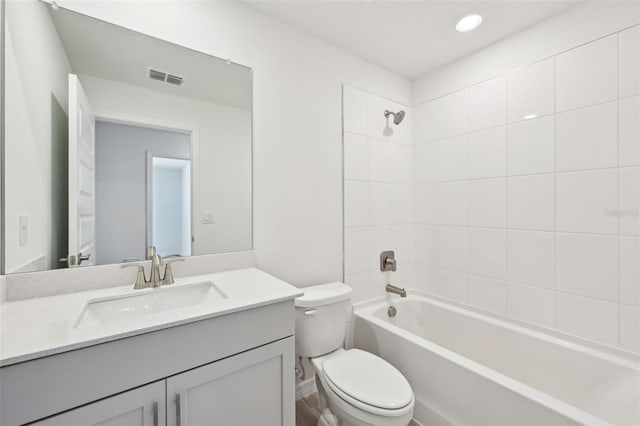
[121,247,184,289]
[148,246,163,287]
[385,284,407,297]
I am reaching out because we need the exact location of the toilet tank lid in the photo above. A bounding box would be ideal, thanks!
[295,282,352,308]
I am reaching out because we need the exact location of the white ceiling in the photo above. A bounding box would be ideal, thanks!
[49,6,252,109]
[245,0,580,79]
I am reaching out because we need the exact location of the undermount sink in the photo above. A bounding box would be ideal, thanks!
[75,281,227,328]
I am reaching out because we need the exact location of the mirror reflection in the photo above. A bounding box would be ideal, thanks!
[3,1,253,274]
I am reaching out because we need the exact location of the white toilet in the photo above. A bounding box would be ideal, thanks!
[295,282,415,426]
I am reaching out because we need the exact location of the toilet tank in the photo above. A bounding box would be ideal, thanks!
[295,282,352,358]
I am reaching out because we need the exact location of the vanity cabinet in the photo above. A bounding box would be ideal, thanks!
[33,338,292,426]
[1,300,296,426]
[167,338,293,426]
[33,382,166,426]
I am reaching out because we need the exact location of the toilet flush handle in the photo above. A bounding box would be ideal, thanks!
[304,309,318,316]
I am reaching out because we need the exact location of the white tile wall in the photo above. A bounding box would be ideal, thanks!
[468,178,506,228]
[468,127,507,179]
[508,116,555,176]
[556,34,618,112]
[507,175,555,231]
[507,58,555,123]
[620,236,639,306]
[409,25,640,352]
[556,101,618,172]
[619,26,640,98]
[469,275,507,315]
[620,167,639,236]
[507,230,555,290]
[435,89,468,139]
[343,86,414,300]
[468,75,507,131]
[620,304,640,352]
[556,169,618,234]
[619,96,639,166]
[343,85,368,135]
[556,292,618,346]
[413,142,437,183]
[468,228,507,280]
[437,181,468,226]
[437,226,468,272]
[345,26,639,352]
[437,136,468,182]
[437,268,469,303]
[507,283,555,328]
[556,233,618,301]
[344,132,369,180]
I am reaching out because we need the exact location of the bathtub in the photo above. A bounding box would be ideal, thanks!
[352,294,639,426]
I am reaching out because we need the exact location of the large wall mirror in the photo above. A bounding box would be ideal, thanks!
[2,0,253,274]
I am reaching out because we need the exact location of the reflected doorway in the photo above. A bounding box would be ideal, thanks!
[149,156,192,257]
[94,120,192,264]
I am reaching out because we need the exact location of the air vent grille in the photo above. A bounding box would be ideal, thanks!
[149,69,166,82]
[166,74,184,86]
[148,68,184,86]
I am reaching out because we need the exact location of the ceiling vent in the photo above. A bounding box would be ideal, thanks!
[166,74,184,86]
[148,67,184,86]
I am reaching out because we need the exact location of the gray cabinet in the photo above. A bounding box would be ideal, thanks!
[31,338,294,426]
[1,301,295,426]
[33,382,166,426]
[168,338,295,426]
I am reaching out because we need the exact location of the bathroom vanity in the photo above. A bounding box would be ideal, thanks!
[0,268,302,426]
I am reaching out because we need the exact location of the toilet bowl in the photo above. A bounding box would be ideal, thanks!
[295,283,414,426]
[312,348,415,426]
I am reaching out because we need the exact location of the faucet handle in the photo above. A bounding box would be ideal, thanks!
[121,263,148,289]
[380,250,397,272]
[163,257,185,285]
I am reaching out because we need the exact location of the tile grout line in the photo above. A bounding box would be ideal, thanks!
[504,73,511,315]
[616,33,622,348]
[553,55,559,330]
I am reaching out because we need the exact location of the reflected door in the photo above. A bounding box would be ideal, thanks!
[66,74,96,267]
[147,155,192,257]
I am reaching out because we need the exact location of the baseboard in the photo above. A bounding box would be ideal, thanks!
[295,377,317,400]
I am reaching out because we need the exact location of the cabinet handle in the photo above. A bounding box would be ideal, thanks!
[175,393,181,426]
[152,402,158,426]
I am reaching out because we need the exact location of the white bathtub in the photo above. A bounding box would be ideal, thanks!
[352,294,639,426]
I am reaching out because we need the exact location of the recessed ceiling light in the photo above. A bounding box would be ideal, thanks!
[456,14,483,32]
[524,114,538,120]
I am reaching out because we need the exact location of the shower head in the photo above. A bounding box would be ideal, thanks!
[384,110,406,125]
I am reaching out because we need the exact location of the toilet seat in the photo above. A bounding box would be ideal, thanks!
[321,349,414,417]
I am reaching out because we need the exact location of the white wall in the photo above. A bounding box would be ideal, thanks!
[55,0,412,287]
[410,2,639,352]
[95,121,190,265]
[342,85,413,303]
[81,75,252,258]
[4,0,72,272]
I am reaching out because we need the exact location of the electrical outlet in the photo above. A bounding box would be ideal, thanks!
[202,211,215,224]
[19,216,28,246]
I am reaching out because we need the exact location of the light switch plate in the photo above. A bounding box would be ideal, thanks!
[202,211,215,224]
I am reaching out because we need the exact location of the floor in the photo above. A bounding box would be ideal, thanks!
[296,392,321,426]
[295,392,421,426]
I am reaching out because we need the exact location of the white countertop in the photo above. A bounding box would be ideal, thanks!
[0,268,302,367]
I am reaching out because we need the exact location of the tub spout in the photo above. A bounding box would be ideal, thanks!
[386,284,407,297]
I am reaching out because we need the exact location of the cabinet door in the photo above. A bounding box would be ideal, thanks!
[167,337,295,426]
[33,381,165,426]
